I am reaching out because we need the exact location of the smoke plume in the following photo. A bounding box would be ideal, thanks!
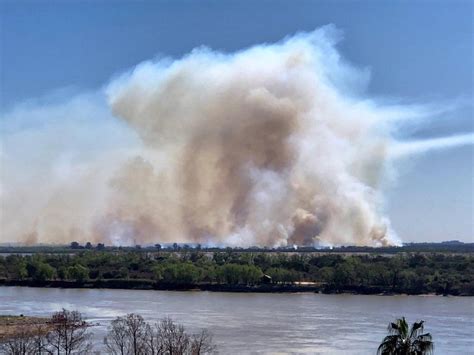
[1,27,471,247]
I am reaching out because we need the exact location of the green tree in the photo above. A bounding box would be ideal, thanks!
[331,262,355,289]
[265,267,298,284]
[57,266,69,280]
[67,265,89,282]
[17,263,28,280]
[27,260,55,282]
[377,317,433,355]
[217,264,262,285]
[118,267,129,279]
[159,263,200,285]
[8,256,28,280]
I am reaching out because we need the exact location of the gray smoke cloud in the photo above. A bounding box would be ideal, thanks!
[1,26,471,247]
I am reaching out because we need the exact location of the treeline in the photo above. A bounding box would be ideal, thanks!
[1,240,473,254]
[0,310,215,354]
[0,251,473,295]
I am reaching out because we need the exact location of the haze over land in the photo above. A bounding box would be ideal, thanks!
[1,27,472,247]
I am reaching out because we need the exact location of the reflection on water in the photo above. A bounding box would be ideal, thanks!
[0,287,472,354]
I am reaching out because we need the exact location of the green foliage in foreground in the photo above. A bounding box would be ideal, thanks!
[378,317,433,355]
[0,251,473,294]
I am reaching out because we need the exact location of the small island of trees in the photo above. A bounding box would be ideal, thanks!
[0,247,472,295]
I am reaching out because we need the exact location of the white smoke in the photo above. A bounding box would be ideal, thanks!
[0,26,471,247]
[390,133,474,159]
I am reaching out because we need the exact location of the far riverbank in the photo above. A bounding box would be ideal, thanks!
[0,280,469,296]
[2,251,473,296]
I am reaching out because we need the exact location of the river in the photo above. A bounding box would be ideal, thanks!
[0,287,472,354]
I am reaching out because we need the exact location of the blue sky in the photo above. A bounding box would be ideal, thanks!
[1,0,473,243]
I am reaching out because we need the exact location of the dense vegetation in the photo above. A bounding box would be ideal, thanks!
[0,250,473,295]
[1,241,473,255]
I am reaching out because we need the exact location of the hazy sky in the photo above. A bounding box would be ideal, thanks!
[1,0,473,243]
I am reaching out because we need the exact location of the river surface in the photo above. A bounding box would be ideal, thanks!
[0,287,472,354]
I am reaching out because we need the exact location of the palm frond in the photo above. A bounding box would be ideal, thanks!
[377,335,399,355]
[416,332,432,341]
[410,320,424,338]
[398,317,409,337]
[379,318,433,355]
[413,335,434,355]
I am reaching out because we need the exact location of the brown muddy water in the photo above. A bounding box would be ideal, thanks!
[0,287,472,354]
